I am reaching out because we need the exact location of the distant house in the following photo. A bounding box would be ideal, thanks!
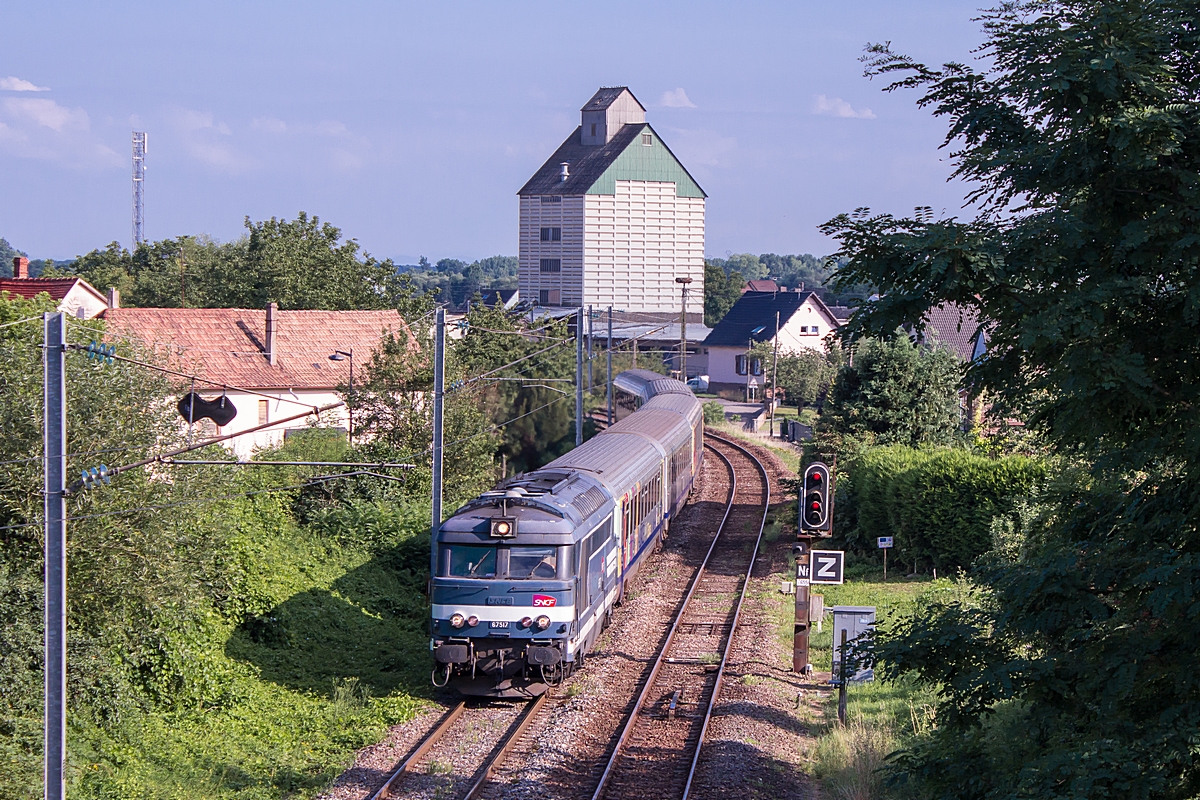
[517,86,706,313]
[743,279,778,293]
[1,257,108,319]
[701,290,841,400]
[919,303,986,361]
[476,288,520,311]
[101,302,416,458]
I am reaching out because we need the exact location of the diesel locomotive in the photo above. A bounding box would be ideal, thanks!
[430,369,703,697]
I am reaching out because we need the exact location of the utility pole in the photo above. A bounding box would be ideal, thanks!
[675,277,692,380]
[770,310,781,432]
[587,305,593,394]
[43,312,67,800]
[576,306,584,446]
[606,306,613,427]
[431,308,445,579]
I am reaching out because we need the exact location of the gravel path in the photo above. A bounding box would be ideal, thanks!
[691,435,825,800]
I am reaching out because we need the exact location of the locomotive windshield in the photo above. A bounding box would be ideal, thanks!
[508,546,558,579]
[446,545,497,578]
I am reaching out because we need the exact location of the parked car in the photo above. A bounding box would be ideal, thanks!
[685,375,710,392]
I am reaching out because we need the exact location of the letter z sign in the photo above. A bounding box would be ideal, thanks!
[810,550,845,585]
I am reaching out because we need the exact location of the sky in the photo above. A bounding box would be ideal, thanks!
[0,1,988,263]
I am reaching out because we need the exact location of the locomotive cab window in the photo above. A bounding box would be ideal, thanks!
[508,546,557,579]
[446,545,497,578]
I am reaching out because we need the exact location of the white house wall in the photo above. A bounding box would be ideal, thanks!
[584,181,705,313]
[190,388,347,459]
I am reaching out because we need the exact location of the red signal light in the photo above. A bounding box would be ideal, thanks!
[811,501,820,510]
[809,472,821,482]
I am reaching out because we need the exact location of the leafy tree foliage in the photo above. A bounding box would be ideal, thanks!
[820,335,962,448]
[703,260,744,327]
[823,3,1200,797]
[397,255,518,308]
[51,213,420,311]
[747,339,841,408]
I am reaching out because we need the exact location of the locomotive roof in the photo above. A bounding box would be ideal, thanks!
[612,369,693,404]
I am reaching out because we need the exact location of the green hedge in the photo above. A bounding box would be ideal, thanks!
[846,446,1044,570]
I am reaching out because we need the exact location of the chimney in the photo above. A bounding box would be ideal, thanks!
[12,257,29,279]
[559,162,570,182]
[265,302,278,366]
[106,287,120,310]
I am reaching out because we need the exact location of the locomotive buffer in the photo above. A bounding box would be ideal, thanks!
[794,461,838,673]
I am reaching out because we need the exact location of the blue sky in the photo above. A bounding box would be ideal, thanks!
[1,1,986,263]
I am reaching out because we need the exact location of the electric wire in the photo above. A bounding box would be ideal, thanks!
[0,316,43,331]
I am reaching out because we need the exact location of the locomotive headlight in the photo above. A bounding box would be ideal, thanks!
[449,613,466,629]
[520,616,533,628]
[467,615,479,627]
[535,615,551,630]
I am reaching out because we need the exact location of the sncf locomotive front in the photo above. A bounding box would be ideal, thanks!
[430,474,613,698]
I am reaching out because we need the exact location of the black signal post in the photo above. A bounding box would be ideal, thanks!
[794,460,834,673]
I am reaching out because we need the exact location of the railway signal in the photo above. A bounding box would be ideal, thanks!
[801,462,832,534]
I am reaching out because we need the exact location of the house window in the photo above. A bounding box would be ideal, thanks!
[590,123,597,137]
[540,227,562,242]
[736,355,747,376]
[258,399,269,425]
[539,196,562,204]
[751,358,763,376]
[642,133,652,146]
[539,258,561,273]
[539,289,561,306]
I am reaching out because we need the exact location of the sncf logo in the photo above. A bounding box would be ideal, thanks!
[532,594,557,607]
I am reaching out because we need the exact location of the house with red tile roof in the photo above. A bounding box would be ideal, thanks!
[101,302,416,458]
[1,257,108,319]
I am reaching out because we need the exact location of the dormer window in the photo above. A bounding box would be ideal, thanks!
[591,123,597,137]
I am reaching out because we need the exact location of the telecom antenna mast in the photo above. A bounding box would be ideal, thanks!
[132,131,147,246]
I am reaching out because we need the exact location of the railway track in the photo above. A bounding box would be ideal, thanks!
[368,694,548,800]
[368,430,770,800]
[589,432,771,800]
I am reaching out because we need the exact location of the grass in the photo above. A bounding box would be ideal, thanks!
[810,574,942,800]
[69,531,433,799]
[756,560,941,800]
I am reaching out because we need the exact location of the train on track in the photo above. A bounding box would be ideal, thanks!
[430,369,703,697]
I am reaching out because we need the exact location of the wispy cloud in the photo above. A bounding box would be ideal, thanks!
[0,76,49,92]
[247,115,369,173]
[168,107,252,172]
[0,97,120,167]
[659,88,697,109]
[813,94,876,120]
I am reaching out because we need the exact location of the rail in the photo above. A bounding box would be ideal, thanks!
[368,695,546,800]
[590,430,772,800]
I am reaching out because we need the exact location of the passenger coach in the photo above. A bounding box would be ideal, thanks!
[430,370,703,696]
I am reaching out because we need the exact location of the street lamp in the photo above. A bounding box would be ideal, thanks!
[329,348,354,442]
[675,276,693,381]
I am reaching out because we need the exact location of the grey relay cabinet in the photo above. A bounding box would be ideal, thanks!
[831,605,876,683]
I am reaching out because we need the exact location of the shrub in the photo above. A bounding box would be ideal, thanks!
[848,446,1044,570]
[702,401,725,425]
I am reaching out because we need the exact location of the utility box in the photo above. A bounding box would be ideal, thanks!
[831,605,876,683]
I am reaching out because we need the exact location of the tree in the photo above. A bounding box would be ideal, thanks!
[703,261,743,327]
[822,3,1200,797]
[820,335,961,448]
[748,340,841,408]
[52,214,415,311]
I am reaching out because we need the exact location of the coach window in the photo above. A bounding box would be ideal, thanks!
[509,546,557,579]
[446,545,497,578]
